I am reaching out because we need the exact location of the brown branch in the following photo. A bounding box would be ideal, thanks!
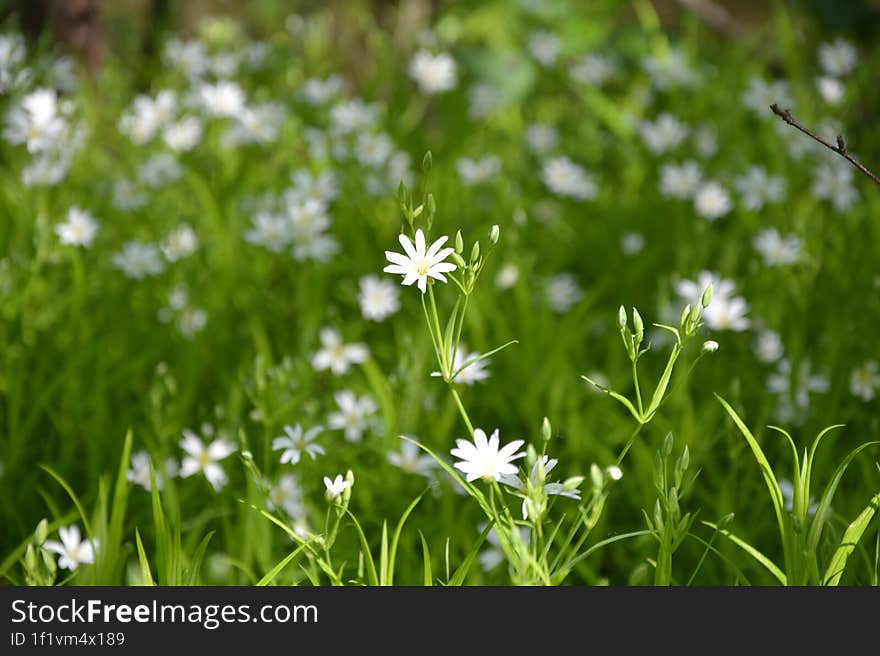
[770,104,880,187]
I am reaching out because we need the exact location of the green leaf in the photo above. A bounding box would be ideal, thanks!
[345,510,379,586]
[256,543,308,586]
[185,531,215,586]
[419,531,433,586]
[40,465,93,540]
[451,340,519,381]
[387,492,425,586]
[450,524,493,586]
[134,529,154,586]
[823,491,880,586]
[703,521,786,585]
[581,376,643,424]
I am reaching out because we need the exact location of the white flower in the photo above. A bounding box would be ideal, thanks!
[703,295,750,332]
[244,212,293,252]
[818,38,857,77]
[118,90,177,144]
[527,30,562,66]
[301,75,344,105]
[268,474,304,518]
[456,156,501,185]
[541,156,597,200]
[290,169,339,204]
[639,113,689,155]
[659,160,703,199]
[605,465,623,481]
[355,132,394,167]
[445,346,491,385]
[56,207,99,247]
[197,81,246,118]
[754,330,784,363]
[850,361,880,402]
[621,232,645,255]
[223,103,286,146]
[812,161,859,212]
[468,83,505,119]
[161,224,198,262]
[408,50,457,95]
[500,455,582,519]
[126,451,164,491]
[693,123,718,158]
[524,123,559,154]
[162,116,203,151]
[388,439,436,480]
[451,428,525,483]
[3,88,67,153]
[767,359,829,411]
[328,390,377,443]
[816,76,845,105]
[42,525,97,571]
[741,77,794,117]
[734,166,786,210]
[383,229,457,294]
[179,430,236,491]
[139,153,182,188]
[753,228,802,267]
[703,340,719,352]
[330,99,379,135]
[311,327,369,375]
[570,53,617,87]
[495,263,519,290]
[163,38,209,78]
[323,474,352,501]
[642,48,696,89]
[112,179,147,210]
[358,275,400,321]
[694,181,732,220]
[272,424,325,465]
[112,241,165,279]
[545,273,583,314]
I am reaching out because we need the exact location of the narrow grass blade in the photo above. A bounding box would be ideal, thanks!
[345,510,379,586]
[419,530,433,586]
[703,521,786,585]
[40,465,93,538]
[387,492,425,586]
[185,531,215,585]
[134,529,154,586]
[256,543,308,586]
[823,491,880,586]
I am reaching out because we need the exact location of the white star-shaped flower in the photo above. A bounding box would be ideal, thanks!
[451,428,525,483]
[383,229,456,294]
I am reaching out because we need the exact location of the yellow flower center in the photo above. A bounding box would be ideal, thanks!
[416,260,429,276]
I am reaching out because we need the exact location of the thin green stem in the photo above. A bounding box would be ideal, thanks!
[428,285,448,375]
[632,359,644,416]
[449,385,474,436]
[615,423,644,467]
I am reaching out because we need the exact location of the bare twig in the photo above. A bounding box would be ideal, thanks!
[770,103,880,187]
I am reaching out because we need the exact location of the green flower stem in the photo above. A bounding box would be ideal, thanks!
[449,385,474,436]
[427,285,448,374]
[632,359,644,416]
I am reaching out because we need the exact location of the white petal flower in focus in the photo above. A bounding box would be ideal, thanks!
[383,229,457,294]
[42,525,98,571]
[179,429,236,491]
[272,424,325,465]
[451,428,525,483]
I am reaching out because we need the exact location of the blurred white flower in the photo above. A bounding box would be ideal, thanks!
[118,90,177,144]
[330,99,379,134]
[126,451,168,491]
[244,212,293,252]
[268,474,304,518]
[524,123,559,154]
[358,275,400,322]
[162,115,203,152]
[162,224,198,261]
[139,153,182,188]
[456,156,501,185]
[495,263,520,290]
[545,273,583,314]
[56,207,99,248]
[659,160,703,199]
[741,77,794,117]
[621,232,645,256]
[408,50,457,94]
[448,346,491,386]
[753,330,784,363]
[570,53,617,87]
[850,361,880,402]
[451,428,525,483]
[388,439,436,480]
[197,81,246,118]
[43,525,97,571]
[753,228,802,267]
[816,76,845,105]
[311,327,369,375]
[112,179,147,211]
[179,430,236,491]
[734,166,786,210]
[4,88,67,153]
[328,390,377,443]
[355,132,394,167]
[468,83,505,119]
[767,359,829,412]
[301,75,344,105]
[112,241,165,279]
[642,48,696,89]
[323,474,352,501]
[541,156,597,200]
[223,103,285,146]
[694,181,732,220]
[693,123,719,158]
[818,38,857,77]
[527,30,562,67]
[812,161,859,212]
[273,424,325,465]
[639,113,689,155]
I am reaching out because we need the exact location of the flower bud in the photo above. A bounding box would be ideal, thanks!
[590,463,604,490]
[35,519,49,545]
[455,230,464,254]
[422,150,432,172]
[469,241,480,263]
[617,305,627,331]
[541,417,552,442]
[605,465,623,481]
[701,283,713,308]
[562,476,585,492]
[702,340,719,353]
[489,224,500,244]
[663,432,674,456]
